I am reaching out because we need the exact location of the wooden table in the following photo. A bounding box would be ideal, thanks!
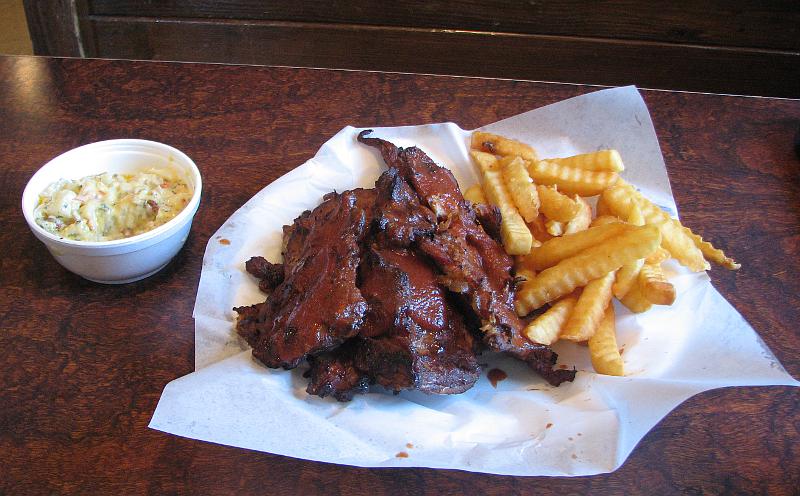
[1,55,797,494]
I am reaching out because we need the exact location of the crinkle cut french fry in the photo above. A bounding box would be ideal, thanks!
[482,169,514,212]
[549,150,625,172]
[471,131,538,161]
[600,181,709,272]
[683,225,741,270]
[546,219,564,236]
[612,199,646,298]
[639,262,676,305]
[626,199,645,227]
[560,271,615,342]
[528,222,629,271]
[536,185,581,222]
[564,196,592,234]
[514,255,537,285]
[482,169,532,255]
[619,280,652,313]
[469,150,498,173]
[527,215,552,243]
[515,224,661,315]
[516,267,536,283]
[523,295,577,345]
[661,218,710,271]
[529,160,619,196]
[588,304,624,376]
[463,183,487,205]
[499,156,540,222]
[501,216,534,255]
[590,215,623,227]
[595,191,613,217]
[613,258,644,299]
[612,183,737,270]
[515,255,537,278]
[645,247,671,265]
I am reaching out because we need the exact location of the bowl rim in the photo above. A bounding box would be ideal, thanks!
[21,139,203,249]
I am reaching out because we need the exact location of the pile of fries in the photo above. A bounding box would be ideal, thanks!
[464,132,739,376]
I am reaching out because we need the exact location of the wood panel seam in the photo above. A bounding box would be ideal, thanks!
[85,15,800,56]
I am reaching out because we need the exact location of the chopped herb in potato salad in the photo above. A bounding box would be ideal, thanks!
[34,169,192,241]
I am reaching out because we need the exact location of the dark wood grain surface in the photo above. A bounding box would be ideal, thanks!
[88,0,800,50]
[23,0,800,98]
[85,16,800,99]
[1,55,798,495]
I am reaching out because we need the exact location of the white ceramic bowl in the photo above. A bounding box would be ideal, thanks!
[22,139,202,284]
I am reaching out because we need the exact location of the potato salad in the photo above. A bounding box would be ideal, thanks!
[34,169,192,242]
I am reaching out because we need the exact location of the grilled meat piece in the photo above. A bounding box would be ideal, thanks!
[235,189,375,369]
[305,340,370,401]
[305,246,480,400]
[244,256,285,292]
[306,169,478,399]
[232,301,263,346]
[281,189,376,269]
[372,167,437,247]
[473,203,502,242]
[358,130,575,386]
[238,132,573,400]
[356,247,479,394]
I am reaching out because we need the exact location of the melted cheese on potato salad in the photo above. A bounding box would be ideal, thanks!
[34,169,192,241]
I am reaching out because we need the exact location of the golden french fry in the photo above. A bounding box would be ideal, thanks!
[529,160,619,196]
[469,150,498,172]
[527,215,553,243]
[500,214,533,254]
[639,262,676,305]
[661,219,709,271]
[595,192,613,217]
[463,184,487,205]
[527,222,629,271]
[619,280,652,313]
[516,267,536,283]
[545,219,564,236]
[514,255,537,282]
[600,181,709,272]
[523,295,577,345]
[500,156,540,222]
[482,169,514,210]
[613,258,644,299]
[588,304,624,376]
[560,271,615,342]
[612,199,646,298]
[684,227,740,270]
[471,131,538,161]
[645,247,671,265]
[590,215,623,227]
[536,184,581,222]
[482,169,532,255]
[515,224,661,314]
[564,196,592,234]
[549,150,625,172]
[627,199,645,227]
[515,253,535,272]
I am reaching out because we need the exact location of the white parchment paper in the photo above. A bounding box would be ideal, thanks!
[150,86,798,476]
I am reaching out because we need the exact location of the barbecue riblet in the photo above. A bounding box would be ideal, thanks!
[235,189,375,369]
[244,256,285,292]
[305,168,479,399]
[358,247,479,393]
[306,340,370,401]
[305,246,480,400]
[372,167,437,247]
[357,130,575,386]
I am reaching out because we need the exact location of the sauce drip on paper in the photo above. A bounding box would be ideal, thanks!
[487,368,507,388]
